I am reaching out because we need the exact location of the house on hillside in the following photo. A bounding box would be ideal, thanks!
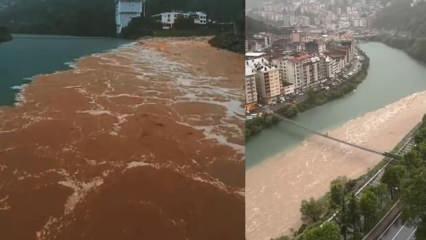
[151,11,207,30]
[115,0,144,34]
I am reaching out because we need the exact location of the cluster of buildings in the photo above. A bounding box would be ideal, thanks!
[245,33,357,110]
[115,0,208,34]
[248,0,388,31]
[151,11,208,30]
[244,0,382,112]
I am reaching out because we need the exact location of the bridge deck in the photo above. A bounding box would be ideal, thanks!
[269,111,398,159]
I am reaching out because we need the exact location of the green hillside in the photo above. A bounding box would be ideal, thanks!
[374,0,426,37]
[373,0,426,63]
[0,0,243,37]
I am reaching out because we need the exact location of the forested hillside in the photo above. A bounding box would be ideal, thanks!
[372,0,426,63]
[246,16,280,35]
[374,0,426,37]
[0,0,116,36]
[0,0,243,37]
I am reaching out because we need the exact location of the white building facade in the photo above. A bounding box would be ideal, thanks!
[152,11,208,29]
[245,65,258,105]
[115,0,144,34]
[246,57,281,104]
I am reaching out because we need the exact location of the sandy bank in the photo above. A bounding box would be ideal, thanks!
[246,91,426,240]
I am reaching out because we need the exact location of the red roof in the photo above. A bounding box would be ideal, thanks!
[290,54,311,63]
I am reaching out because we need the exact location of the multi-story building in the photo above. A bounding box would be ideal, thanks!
[256,66,281,104]
[246,57,281,104]
[284,54,316,90]
[152,11,207,29]
[245,65,258,105]
[115,0,144,34]
[323,56,338,79]
[283,83,296,96]
[303,56,320,87]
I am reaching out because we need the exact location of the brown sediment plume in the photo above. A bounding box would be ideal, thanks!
[246,92,426,240]
[0,38,244,240]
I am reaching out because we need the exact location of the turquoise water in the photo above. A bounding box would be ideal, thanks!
[246,42,426,168]
[0,34,127,106]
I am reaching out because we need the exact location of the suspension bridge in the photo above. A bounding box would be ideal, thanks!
[268,110,402,160]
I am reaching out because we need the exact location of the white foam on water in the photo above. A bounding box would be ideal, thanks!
[58,176,104,215]
[107,44,244,151]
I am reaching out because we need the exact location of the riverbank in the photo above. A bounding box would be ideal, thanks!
[0,37,244,239]
[372,34,426,63]
[246,91,426,240]
[246,49,370,140]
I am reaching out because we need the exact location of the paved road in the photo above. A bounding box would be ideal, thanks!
[378,215,417,240]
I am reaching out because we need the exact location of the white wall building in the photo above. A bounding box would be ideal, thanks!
[115,0,144,34]
[246,57,281,104]
[192,12,207,25]
[152,11,207,29]
[245,65,258,105]
[283,84,295,96]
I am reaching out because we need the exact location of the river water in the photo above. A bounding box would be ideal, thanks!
[246,42,426,168]
[0,34,126,106]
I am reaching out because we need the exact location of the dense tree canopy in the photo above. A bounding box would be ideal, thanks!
[374,0,426,37]
[0,0,117,36]
[303,223,342,240]
[359,189,379,230]
[0,0,243,36]
[387,116,426,239]
[401,168,426,239]
[300,198,325,223]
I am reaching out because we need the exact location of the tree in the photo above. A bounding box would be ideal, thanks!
[360,189,379,231]
[372,183,390,210]
[400,168,426,239]
[382,165,406,199]
[300,198,325,223]
[121,17,162,39]
[343,194,362,239]
[414,127,426,144]
[174,15,197,30]
[303,222,342,240]
[403,150,422,170]
[330,177,347,210]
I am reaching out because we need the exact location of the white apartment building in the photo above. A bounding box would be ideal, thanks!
[192,12,208,24]
[246,57,281,104]
[284,54,313,90]
[323,56,337,79]
[115,0,144,34]
[152,11,207,29]
[278,54,324,91]
[245,65,258,105]
[256,66,281,104]
[283,83,295,96]
[304,56,320,87]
